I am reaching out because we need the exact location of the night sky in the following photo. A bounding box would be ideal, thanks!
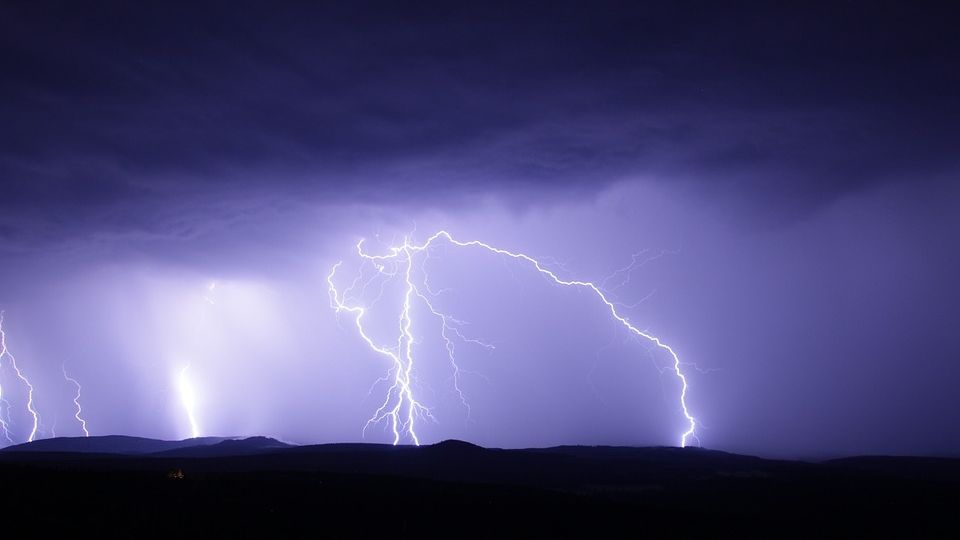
[1,1,958,457]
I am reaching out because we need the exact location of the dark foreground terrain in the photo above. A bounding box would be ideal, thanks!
[2,436,958,537]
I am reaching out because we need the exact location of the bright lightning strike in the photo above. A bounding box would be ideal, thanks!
[0,311,40,443]
[178,365,201,438]
[62,365,90,437]
[328,231,699,448]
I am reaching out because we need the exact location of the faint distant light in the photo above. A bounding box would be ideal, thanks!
[203,281,218,305]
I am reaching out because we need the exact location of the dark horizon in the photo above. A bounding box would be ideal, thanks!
[6,432,960,462]
[4,431,957,536]
[1,1,958,459]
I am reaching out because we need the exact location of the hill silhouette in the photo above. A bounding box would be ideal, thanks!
[1,436,957,536]
[0,435,231,455]
[151,436,292,457]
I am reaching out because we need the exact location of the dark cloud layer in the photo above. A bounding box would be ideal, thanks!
[2,1,958,243]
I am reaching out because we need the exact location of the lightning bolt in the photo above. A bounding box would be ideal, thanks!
[178,365,201,438]
[62,365,90,437]
[0,382,12,444]
[328,253,434,445]
[328,231,699,448]
[0,311,40,443]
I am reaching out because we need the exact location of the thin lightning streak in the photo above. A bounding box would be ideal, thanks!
[600,249,676,292]
[0,394,11,444]
[62,365,90,437]
[414,240,495,416]
[0,311,40,443]
[413,287,494,420]
[601,250,650,289]
[329,231,700,448]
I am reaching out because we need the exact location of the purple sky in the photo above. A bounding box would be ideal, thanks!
[0,2,958,457]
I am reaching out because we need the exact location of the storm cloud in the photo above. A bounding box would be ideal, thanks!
[0,1,957,457]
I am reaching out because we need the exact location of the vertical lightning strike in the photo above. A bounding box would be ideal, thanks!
[328,231,699,448]
[62,365,90,437]
[0,311,40,443]
[0,383,11,444]
[178,365,200,438]
[328,248,434,445]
